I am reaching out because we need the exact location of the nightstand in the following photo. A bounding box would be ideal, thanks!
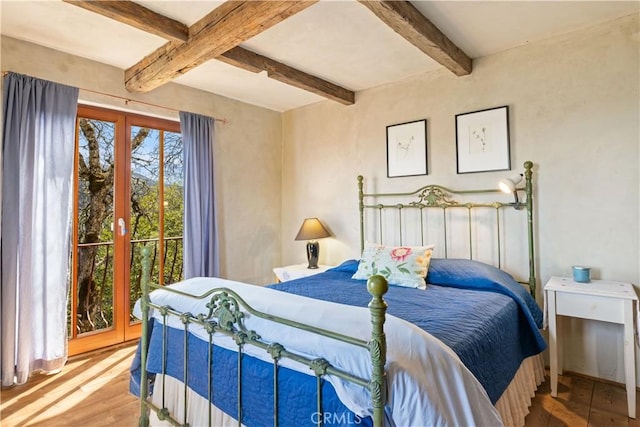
[545,276,638,418]
[273,264,332,282]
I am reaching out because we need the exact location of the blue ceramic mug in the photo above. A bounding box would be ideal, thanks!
[573,266,591,283]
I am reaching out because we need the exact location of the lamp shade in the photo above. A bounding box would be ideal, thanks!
[498,174,523,194]
[295,218,331,241]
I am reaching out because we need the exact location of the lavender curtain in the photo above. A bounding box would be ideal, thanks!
[1,73,78,386]
[180,111,220,278]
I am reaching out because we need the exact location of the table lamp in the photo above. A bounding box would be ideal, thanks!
[295,218,331,269]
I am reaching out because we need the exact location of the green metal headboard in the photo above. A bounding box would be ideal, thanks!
[137,247,389,427]
[358,161,536,296]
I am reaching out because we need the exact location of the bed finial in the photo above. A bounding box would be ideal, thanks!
[367,275,388,427]
[367,275,388,299]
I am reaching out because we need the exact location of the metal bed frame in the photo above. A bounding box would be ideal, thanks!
[136,160,536,426]
[137,252,389,427]
[358,160,536,296]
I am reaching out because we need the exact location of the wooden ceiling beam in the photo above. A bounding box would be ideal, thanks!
[63,0,189,42]
[124,1,318,93]
[219,47,354,105]
[357,0,472,76]
[67,0,353,105]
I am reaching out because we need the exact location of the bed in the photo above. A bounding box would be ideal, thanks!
[130,160,546,427]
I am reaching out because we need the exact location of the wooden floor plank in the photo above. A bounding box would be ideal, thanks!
[558,373,595,405]
[592,381,630,416]
[547,400,591,427]
[524,395,555,427]
[589,407,631,427]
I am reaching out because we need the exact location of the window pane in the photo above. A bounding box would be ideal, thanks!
[163,131,184,285]
[75,118,116,335]
[129,126,160,323]
[130,126,160,241]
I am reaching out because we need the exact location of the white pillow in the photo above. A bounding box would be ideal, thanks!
[351,242,435,289]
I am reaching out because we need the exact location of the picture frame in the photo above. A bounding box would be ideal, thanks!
[386,119,428,178]
[455,106,510,174]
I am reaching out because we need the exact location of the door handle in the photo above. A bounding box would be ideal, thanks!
[118,218,127,236]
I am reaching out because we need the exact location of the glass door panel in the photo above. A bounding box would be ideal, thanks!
[129,126,160,326]
[69,113,123,354]
[76,117,116,335]
[163,131,184,285]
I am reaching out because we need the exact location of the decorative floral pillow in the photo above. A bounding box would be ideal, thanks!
[351,242,434,289]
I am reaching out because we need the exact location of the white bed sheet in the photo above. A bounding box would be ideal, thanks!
[135,277,505,426]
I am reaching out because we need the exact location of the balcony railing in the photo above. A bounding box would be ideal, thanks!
[70,236,183,335]
[130,236,184,285]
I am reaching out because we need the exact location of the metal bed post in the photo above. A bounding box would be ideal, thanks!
[367,275,389,427]
[523,161,536,297]
[139,246,151,427]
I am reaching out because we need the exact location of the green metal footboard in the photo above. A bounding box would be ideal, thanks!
[358,161,536,296]
[138,247,389,427]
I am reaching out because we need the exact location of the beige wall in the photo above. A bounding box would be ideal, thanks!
[1,36,282,285]
[283,14,640,382]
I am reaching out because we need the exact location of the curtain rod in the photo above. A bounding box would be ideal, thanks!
[1,70,229,125]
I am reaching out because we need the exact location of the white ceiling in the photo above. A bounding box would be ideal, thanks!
[1,0,638,112]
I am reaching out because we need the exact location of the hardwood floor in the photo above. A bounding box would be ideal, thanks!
[2,344,640,426]
[525,373,640,427]
[1,344,139,427]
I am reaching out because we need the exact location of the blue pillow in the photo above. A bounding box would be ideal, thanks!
[427,258,543,328]
[328,259,359,273]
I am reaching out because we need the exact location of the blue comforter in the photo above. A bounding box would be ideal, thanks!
[270,258,546,403]
[130,318,368,427]
[130,258,545,425]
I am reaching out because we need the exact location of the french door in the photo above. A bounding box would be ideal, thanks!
[68,105,183,355]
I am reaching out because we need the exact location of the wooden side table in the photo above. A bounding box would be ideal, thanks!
[272,264,332,282]
[545,276,638,418]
